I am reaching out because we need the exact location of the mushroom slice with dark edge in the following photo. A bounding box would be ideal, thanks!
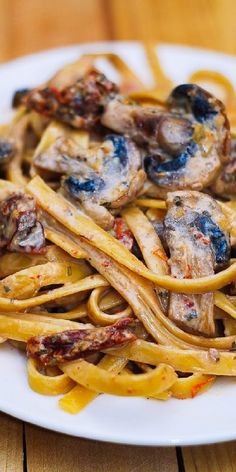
[0,193,45,254]
[211,138,236,197]
[0,138,15,165]
[12,88,31,108]
[34,132,145,230]
[33,135,93,177]
[61,134,145,230]
[143,84,230,197]
[27,318,136,366]
[164,191,230,336]
[229,281,236,296]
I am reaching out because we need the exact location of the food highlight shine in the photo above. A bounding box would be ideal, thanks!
[0,45,236,413]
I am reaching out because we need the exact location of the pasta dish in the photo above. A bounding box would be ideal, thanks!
[1,45,236,414]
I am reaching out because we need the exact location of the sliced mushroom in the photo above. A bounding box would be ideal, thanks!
[143,84,230,197]
[211,138,236,197]
[12,88,31,108]
[0,138,15,165]
[0,193,45,254]
[170,84,230,162]
[33,135,93,177]
[33,130,145,230]
[102,98,164,150]
[229,280,236,295]
[157,115,193,156]
[102,98,191,154]
[62,134,145,229]
[164,191,230,336]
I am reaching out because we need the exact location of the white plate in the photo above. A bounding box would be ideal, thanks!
[1,41,236,446]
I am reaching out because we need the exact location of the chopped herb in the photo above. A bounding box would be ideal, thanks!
[3,285,11,293]
[67,266,72,276]
[224,173,236,183]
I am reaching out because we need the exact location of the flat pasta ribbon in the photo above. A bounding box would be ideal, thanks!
[0,261,90,299]
[0,275,108,311]
[59,355,127,414]
[61,359,177,397]
[109,340,236,376]
[27,358,75,395]
[87,287,133,326]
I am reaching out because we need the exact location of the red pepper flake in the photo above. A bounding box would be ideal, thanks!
[153,248,168,262]
[191,377,214,398]
[63,207,73,216]
[196,232,209,245]
[48,86,62,101]
[114,218,134,251]
[196,232,203,239]
[185,264,192,279]
[103,260,110,268]
[183,296,194,308]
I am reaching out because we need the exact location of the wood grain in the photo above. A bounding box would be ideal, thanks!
[0,0,236,63]
[0,0,11,62]
[182,443,236,472]
[0,412,24,472]
[109,0,236,54]
[25,424,178,472]
[0,0,109,62]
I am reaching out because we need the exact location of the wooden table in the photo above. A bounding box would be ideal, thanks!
[1,1,236,470]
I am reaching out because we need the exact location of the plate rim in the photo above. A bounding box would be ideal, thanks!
[0,406,236,447]
[1,397,236,447]
[2,39,236,70]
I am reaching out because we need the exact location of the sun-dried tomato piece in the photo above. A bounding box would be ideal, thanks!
[27,318,136,366]
[25,69,119,130]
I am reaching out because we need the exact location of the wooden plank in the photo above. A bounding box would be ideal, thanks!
[108,0,236,55]
[0,0,11,62]
[182,442,236,472]
[25,423,179,472]
[0,0,109,62]
[0,412,24,472]
[0,0,235,62]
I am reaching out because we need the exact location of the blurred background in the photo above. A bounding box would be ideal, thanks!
[0,0,235,63]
